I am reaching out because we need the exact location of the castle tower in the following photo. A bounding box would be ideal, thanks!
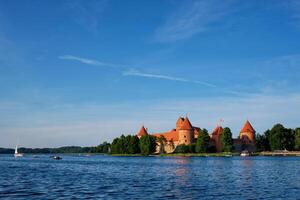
[137,126,148,138]
[211,126,224,152]
[176,117,184,131]
[178,117,193,145]
[240,120,256,144]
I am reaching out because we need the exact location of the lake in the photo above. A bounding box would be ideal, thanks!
[0,155,299,199]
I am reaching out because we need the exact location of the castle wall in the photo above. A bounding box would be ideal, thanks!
[178,130,193,145]
[240,131,256,144]
[211,134,222,152]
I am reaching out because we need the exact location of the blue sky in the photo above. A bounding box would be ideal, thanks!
[1,0,300,147]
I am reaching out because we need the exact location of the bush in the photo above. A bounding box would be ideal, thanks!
[174,144,195,153]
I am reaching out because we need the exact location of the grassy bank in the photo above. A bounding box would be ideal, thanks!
[109,152,240,157]
[159,152,240,157]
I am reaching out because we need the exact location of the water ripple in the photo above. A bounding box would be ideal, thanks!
[0,156,299,199]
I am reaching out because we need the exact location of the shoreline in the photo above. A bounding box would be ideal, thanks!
[1,152,300,157]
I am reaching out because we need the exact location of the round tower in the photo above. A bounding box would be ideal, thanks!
[178,117,193,145]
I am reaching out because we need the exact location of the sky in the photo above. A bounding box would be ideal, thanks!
[1,0,300,148]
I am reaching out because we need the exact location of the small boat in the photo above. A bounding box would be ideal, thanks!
[52,156,62,160]
[240,150,250,157]
[14,145,23,157]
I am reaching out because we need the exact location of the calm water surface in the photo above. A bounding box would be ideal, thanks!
[0,155,299,199]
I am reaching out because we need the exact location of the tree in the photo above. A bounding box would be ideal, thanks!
[221,127,233,152]
[111,138,120,154]
[269,124,295,151]
[294,128,300,150]
[157,135,167,154]
[96,142,111,153]
[256,132,270,152]
[195,128,210,153]
[124,135,132,153]
[139,135,157,155]
[117,135,127,154]
[128,135,140,154]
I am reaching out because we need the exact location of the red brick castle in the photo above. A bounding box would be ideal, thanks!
[137,117,256,153]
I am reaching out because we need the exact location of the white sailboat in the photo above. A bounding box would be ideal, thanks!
[14,144,23,157]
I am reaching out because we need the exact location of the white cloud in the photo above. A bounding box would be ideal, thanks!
[154,0,236,42]
[59,55,117,68]
[123,69,217,87]
[59,55,217,88]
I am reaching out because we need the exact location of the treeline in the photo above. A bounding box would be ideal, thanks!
[256,124,300,151]
[111,134,156,155]
[0,143,111,154]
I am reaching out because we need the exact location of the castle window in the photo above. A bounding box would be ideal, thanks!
[185,140,187,142]
[184,135,186,138]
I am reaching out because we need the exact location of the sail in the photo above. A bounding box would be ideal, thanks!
[15,145,18,154]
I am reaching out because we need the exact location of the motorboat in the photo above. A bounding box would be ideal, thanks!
[52,156,62,160]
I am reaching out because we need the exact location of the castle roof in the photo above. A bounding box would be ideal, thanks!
[240,120,255,133]
[179,117,193,130]
[153,129,178,142]
[137,126,148,137]
[176,117,184,125]
[212,126,224,135]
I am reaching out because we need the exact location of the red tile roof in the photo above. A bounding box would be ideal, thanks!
[179,117,193,130]
[240,120,255,133]
[176,117,184,125]
[137,126,148,137]
[153,129,178,141]
[212,126,224,135]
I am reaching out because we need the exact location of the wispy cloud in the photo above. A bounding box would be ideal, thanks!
[59,55,118,68]
[123,69,217,87]
[59,55,217,88]
[154,0,236,42]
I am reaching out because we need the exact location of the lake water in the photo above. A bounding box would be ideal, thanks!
[0,155,299,199]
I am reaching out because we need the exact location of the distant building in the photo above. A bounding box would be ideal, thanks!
[136,117,256,153]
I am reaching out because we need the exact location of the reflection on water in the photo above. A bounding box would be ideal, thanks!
[175,157,191,176]
[0,155,299,199]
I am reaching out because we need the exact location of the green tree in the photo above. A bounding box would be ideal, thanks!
[96,142,111,153]
[294,128,300,150]
[256,132,270,152]
[139,135,157,155]
[174,144,189,153]
[269,124,295,151]
[157,135,167,154]
[221,127,233,152]
[195,128,210,153]
[124,135,132,153]
[128,135,140,154]
[111,138,120,154]
[118,135,127,154]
